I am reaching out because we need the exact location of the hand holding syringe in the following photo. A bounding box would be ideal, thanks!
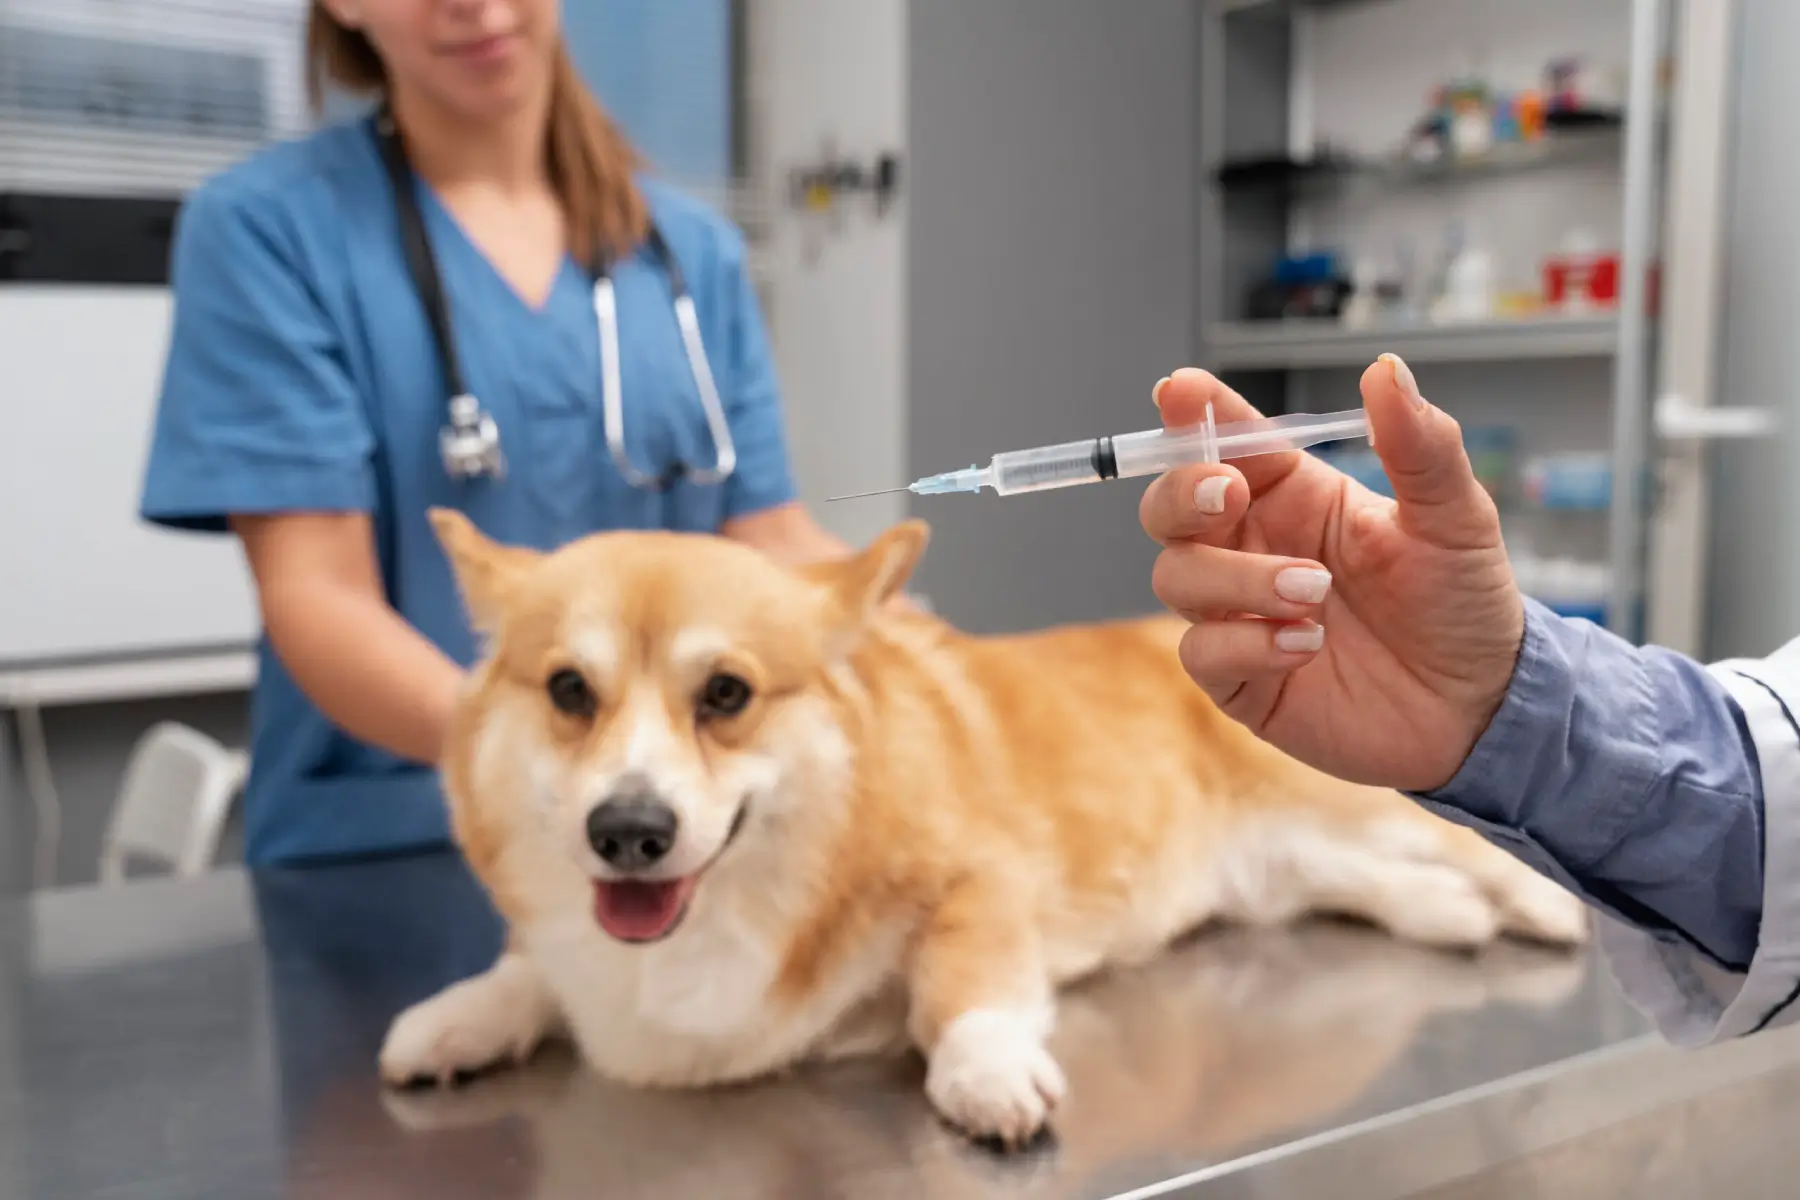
[829,404,1371,501]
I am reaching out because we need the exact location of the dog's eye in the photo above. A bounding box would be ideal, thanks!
[546,668,597,719]
[698,672,753,719]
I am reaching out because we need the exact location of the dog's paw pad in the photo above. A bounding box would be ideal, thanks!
[378,981,537,1088]
[926,1009,1066,1149]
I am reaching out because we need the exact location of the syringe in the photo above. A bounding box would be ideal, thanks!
[829,404,1370,501]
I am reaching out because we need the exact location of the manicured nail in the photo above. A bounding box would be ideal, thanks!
[1383,353,1426,410]
[1194,476,1229,515]
[1152,376,1171,409]
[1275,624,1325,653]
[1275,567,1332,604]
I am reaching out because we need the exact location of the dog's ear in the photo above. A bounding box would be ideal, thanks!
[428,507,541,632]
[814,519,930,634]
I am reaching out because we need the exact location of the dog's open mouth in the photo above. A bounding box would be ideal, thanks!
[589,802,750,944]
[592,877,697,943]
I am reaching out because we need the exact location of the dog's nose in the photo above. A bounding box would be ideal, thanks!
[586,787,679,872]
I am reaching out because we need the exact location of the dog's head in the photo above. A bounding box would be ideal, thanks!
[428,509,929,945]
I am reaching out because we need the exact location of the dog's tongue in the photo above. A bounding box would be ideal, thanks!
[593,878,694,942]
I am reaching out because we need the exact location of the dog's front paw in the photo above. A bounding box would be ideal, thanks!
[379,968,549,1087]
[925,1008,1067,1148]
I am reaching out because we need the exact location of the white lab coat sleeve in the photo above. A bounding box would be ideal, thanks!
[1598,635,1800,1045]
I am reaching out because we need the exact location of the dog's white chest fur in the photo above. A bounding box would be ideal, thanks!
[538,910,775,1036]
[522,903,903,1087]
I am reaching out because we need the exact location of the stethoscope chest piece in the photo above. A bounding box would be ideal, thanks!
[440,392,506,481]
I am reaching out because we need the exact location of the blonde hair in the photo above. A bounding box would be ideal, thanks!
[305,3,649,264]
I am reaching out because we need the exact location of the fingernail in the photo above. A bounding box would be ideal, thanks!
[1383,352,1426,410]
[1275,567,1332,605]
[1194,476,1229,515]
[1275,624,1325,654]
[1152,376,1171,410]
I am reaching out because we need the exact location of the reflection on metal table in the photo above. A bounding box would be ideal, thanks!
[4,848,1800,1199]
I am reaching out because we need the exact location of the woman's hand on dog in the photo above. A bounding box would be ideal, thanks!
[1139,359,1525,794]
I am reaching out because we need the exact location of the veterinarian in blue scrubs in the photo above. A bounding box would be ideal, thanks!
[138,1,854,867]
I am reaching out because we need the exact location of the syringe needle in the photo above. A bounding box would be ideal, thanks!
[826,486,915,502]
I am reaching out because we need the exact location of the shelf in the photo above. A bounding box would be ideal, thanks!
[1218,129,1624,196]
[1384,128,1622,185]
[1205,315,1619,370]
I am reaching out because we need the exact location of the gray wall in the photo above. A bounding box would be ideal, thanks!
[0,694,248,895]
[1704,0,1800,661]
[906,0,1200,633]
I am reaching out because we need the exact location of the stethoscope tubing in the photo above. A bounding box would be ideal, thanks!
[375,105,736,489]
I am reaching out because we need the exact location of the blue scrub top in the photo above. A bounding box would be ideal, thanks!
[139,115,798,868]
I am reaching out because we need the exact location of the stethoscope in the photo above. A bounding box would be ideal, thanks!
[373,107,737,488]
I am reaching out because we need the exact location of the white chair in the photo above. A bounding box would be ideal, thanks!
[98,721,250,883]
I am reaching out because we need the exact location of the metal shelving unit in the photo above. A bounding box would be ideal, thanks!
[1207,314,1619,370]
[1195,0,1671,641]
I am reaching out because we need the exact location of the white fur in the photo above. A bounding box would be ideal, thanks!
[521,904,911,1085]
[925,1007,1067,1145]
[1499,870,1590,944]
[668,626,732,673]
[1372,816,1589,945]
[566,626,619,680]
[475,706,563,821]
[379,952,560,1085]
[617,695,677,776]
[635,910,783,1037]
[1212,822,1501,948]
[1038,815,1530,989]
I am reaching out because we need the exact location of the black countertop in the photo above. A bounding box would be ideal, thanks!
[4,848,1799,1199]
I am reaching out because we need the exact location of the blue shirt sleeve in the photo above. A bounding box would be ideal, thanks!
[139,179,376,534]
[710,227,798,522]
[1411,597,1767,969]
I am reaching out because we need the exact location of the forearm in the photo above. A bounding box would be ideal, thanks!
[260,579,464,766]
[723,501,853,564]
[1412,598,1767,969]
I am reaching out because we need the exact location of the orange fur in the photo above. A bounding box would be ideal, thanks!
[379,514,1587,1147]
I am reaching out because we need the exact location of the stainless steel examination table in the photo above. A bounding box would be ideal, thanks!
[4,850,1800,1200]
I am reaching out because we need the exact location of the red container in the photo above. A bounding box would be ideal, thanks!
[1544,251,1620,310]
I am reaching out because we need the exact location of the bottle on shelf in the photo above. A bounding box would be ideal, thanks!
[1341,257,1382,329]
[1427,221,1496,325]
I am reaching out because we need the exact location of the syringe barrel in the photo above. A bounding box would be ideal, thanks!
[982,408,1370,495]
[987,438,1104,495]
[1110,425,1219,479]
[1111,409,1370,479]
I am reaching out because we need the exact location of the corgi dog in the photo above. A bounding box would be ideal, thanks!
[379,512,1587,1148]
[374,925,1587,1196]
